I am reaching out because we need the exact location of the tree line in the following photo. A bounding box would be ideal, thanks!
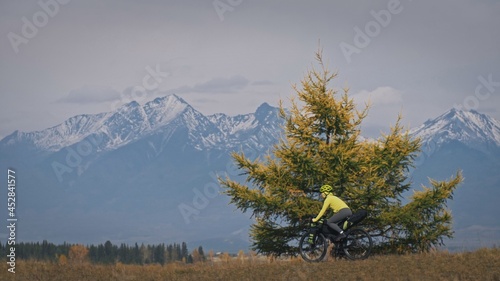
[0,240,207,265]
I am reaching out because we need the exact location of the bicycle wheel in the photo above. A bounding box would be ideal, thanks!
[299,232,328,262]
[342,228,372,260]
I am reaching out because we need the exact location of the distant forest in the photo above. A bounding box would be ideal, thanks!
[0,240,207,265]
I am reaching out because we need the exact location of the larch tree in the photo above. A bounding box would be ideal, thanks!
[219,51,462,256]
[68,244,89,264]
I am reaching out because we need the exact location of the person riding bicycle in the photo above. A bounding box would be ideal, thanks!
[312,184,352,241]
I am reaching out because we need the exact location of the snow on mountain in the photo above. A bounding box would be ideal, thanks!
[0,95,282,153]
[143,95,189,128]
[207,102,283,150]
[2,98,500,249]
[208,103,278,133]
[208,112,257,137]
[3,112,111,151]
[4,96,499,157]
[1,95,195,152]
[409,108,500,152]
[99,101,151,150]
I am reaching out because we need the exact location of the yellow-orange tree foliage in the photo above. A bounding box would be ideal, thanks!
[220,51,462,256]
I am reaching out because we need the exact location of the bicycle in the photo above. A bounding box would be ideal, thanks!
[298,210,373,262]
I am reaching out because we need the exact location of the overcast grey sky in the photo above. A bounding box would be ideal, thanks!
[1,0,499,139]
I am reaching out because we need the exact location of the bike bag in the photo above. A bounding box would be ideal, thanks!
[343,209,368,230]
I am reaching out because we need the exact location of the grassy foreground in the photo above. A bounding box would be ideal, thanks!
[2,248,499,281]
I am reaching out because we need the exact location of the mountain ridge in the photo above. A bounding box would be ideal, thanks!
[1,95,285,153]
[4,99,500,156]
[1,96,499,250]
[409,108,500,153]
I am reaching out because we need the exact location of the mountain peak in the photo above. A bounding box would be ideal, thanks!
[255,102,279,122]
[150,94,188,105]
[411,108,500,152]
[0,95,284,153]
[143,95,190,128]
[123,100,140,108]
[256,102,272,112]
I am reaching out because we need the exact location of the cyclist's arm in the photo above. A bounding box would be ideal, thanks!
[313,197,331,222]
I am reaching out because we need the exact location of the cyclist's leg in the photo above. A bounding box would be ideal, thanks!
[326,208,352,233]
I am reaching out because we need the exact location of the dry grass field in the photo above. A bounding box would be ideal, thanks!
[1,247,499,281]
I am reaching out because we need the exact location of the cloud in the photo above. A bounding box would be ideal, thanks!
[252,80,274,86]
[57,85,121,104]
[351,87,405,137]
[352,87,403,107]
[168,75,250,94]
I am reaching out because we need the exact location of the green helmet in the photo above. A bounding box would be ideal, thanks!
[319,184,333,193]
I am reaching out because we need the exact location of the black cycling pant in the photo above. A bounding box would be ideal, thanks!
[327,208,352,234]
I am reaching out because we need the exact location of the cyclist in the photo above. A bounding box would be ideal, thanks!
[312,184,352,241]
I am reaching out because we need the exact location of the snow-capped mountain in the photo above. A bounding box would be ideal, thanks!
[407,108,500,250]
[2,95,195,152]
[410,108,500,153]
[0,95,285,250]
[208,102,284,150]
[1,98,499,251]
[1,95,282,153]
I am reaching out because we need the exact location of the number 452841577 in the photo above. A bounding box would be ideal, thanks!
[7,169,16,217]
